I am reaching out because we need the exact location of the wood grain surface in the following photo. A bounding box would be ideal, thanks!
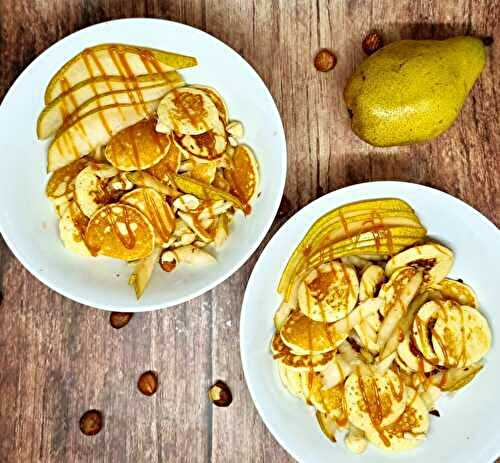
[0,1,498,462]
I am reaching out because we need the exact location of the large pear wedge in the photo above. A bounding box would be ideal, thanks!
[47,101,160,172]
[45,43,197,103]
[37,72,183,139]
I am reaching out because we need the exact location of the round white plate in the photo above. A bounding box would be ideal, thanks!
[0,18,286,311]
[240,181,500,463]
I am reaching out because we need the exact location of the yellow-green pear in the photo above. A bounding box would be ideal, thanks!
[344,36,486,147]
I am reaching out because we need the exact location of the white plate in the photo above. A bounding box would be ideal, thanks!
[240,181,500,463]
[0,18,286,311]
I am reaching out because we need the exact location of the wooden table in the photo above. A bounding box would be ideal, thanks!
[0,1,498,462]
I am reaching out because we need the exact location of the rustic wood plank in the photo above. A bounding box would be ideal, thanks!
[0,1,498,462]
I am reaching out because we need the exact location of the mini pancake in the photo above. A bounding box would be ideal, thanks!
[365,387,429,452]
[146,135,182,180]
[345,369,406,432]
[224,145,260,204]
[59,201,91,256]
[46,156,89,199]
[157,87,220,135]
[280,310,348,355]
[298,262,359,323]
[385,243,453,287]
[179,130,227,160]
[309,375,346,419]
[74,163,119,217]
[192,84,229,124]
[432,303,491,367]
[105,119,171,171]
[397,335,434,373]
[413,300,491,367]
[86,204,155,261]
[271,332,337,371]
[277,362,311,401]
[432,278,479,308]
[121,188,176,244]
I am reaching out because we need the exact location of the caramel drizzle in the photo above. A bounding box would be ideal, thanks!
[357,372,391,447]
[143,189,174,242]
[105,207,136,249]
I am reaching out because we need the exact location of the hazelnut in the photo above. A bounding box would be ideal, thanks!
[362,32,383,55]
[110,312,133,329]
[138,371,158,396]
[208,380,232,407]
[160,250,177,272]
[314,49,337,72]
[79,410,103,436]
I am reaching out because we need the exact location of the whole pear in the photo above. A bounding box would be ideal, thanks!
[344,36,486,147]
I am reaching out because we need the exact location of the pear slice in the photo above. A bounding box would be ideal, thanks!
[47,101,160,172]
[37,72,183,139]
[377,268,423,352]
[385,243,453,287]
[128,247,162,299]
[45,44,197,103]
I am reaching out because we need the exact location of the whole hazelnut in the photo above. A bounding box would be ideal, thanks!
[79,410,103,436]
[138,371,158,396]
[208,380,233,407]
[110,312,133,329]
[362,32,384,55]
[314,49,337,72]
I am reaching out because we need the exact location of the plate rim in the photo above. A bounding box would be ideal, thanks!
[239,180,500,463]
[0,17,287,311]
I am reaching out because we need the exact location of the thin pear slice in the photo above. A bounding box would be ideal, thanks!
[128,247,162,299]
[37,72,183,139]
[168,172,249,214]
[377,268,423,352]
[47,101,159,172]
[45,44,197,103]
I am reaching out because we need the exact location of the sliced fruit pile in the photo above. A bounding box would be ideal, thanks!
[271,198,491,454]
[39,43,260,299]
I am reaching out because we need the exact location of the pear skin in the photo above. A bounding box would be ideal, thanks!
[344,36,486,147]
